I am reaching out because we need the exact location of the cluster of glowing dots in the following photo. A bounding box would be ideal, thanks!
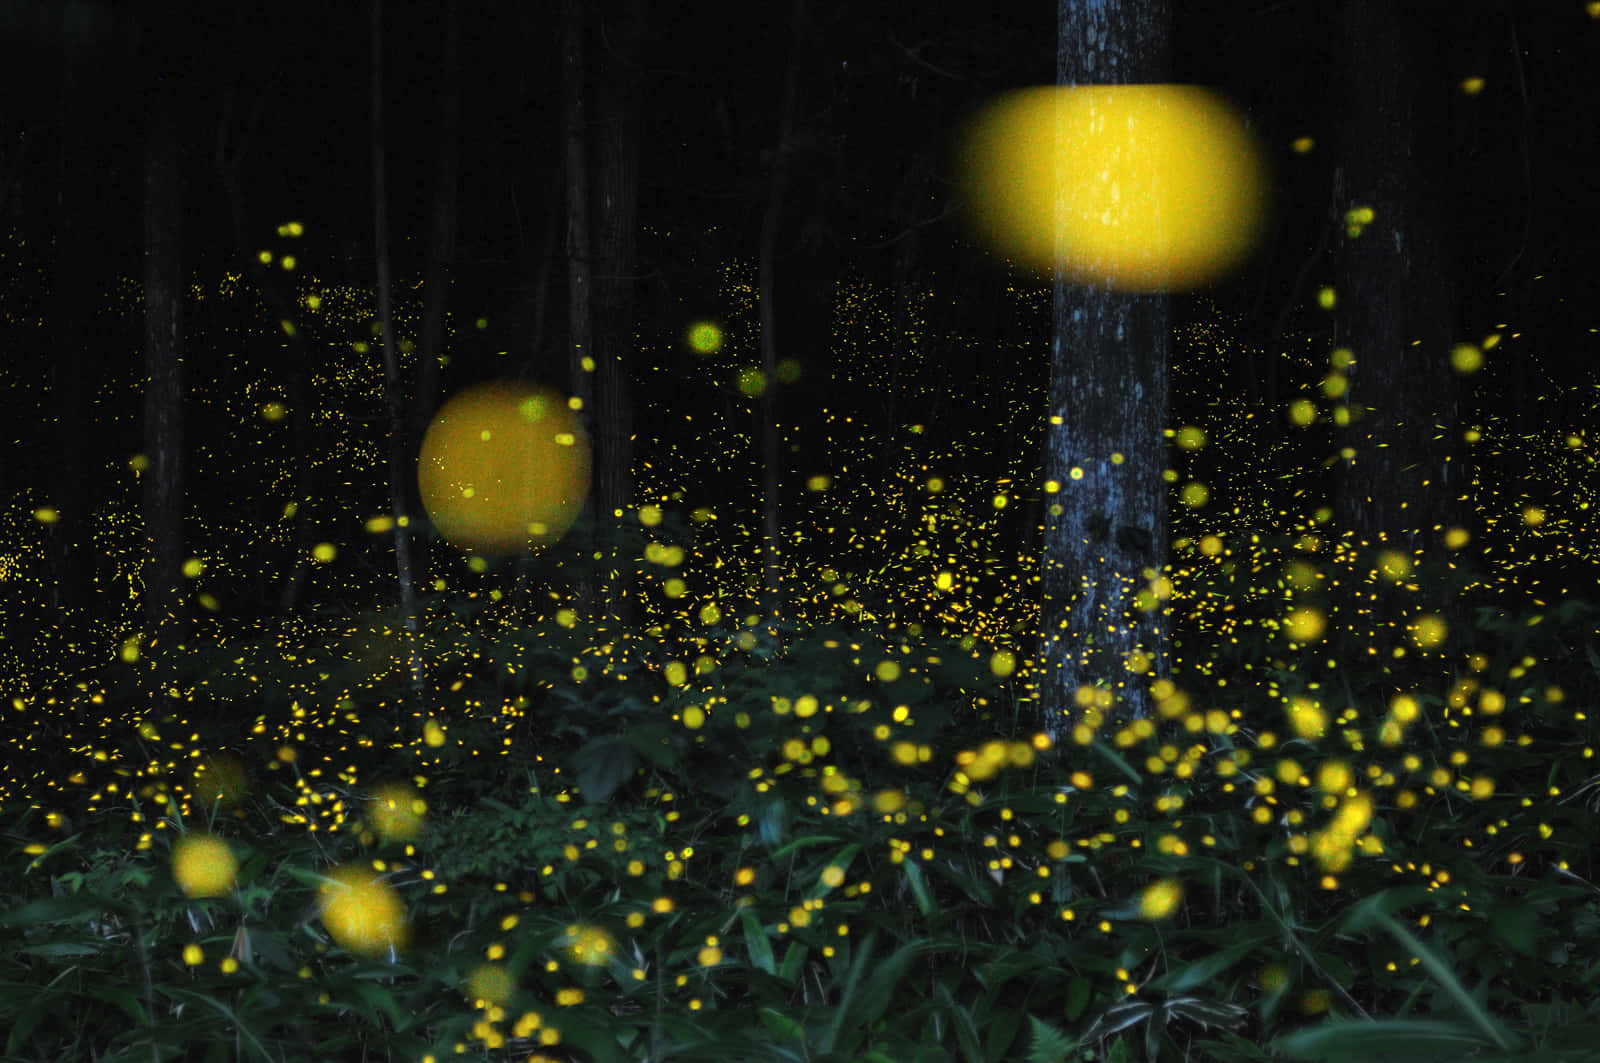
[417,380,591,556]
[960,84,1267,290]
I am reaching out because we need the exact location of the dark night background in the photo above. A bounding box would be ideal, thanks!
[2,0,1597,673]
[5,3,1600,1058]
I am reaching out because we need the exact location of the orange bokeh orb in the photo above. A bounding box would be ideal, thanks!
[417,381,590,555]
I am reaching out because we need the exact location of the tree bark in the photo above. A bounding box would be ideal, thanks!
[1329,0,1465,557]
[49,44,96,617]
[142,81,186,647]
[561,0,598,608]
[371,0,427,708]
[756,0,804,628]
[1038,0,1172,738]
[590,0,647,624]
[414,0,461,447]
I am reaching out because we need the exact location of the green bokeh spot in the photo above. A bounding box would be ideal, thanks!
[688,321,724,354]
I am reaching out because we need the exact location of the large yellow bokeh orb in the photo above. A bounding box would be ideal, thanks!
[172,833,237,898]
[319,866,409,956]
[417,381,590,555]
[961,85,1268,290]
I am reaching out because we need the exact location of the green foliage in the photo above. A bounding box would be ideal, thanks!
[3,566,1599,1061]
[3,254,1597,1059]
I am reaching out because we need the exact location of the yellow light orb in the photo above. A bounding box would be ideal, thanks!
[961,84,1268,290]
[192,752,249,808]
[687,321,724,354]
[368,782,426,843]
[319,866,409,956]
[467,963,516,1005]
[172,833,237,898]
[417,381,590,555]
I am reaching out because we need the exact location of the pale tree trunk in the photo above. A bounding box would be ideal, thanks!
[757,0,803,629]
[371,0,427,709]
[1038,0,1172,739]
[589,0,647,626]
[142,81,186,649]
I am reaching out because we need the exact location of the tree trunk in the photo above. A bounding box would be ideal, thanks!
[561,0,597,606]
[371,0,427,709]
[1038,0,1172,739]
[414,0,461,447]
[590,0,647,624]
[49,44,96,618]
[757,0,804,629]
[1329,0,1464,557]
[142,81,186,648]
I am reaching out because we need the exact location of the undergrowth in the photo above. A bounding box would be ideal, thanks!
[4,529,1600,1063]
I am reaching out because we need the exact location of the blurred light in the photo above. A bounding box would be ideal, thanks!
[417,381,591,555]
[960,85,1268,290]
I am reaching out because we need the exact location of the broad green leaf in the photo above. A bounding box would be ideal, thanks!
[1150,937,1262,994]
[933,978,985,1063]
[768,833,848,860]
[902,858,938,918]
[1373,912,1521,1053]
[571,735,638,804]
[88,985,148,1024]
[741,908,777,975]
[1334,885,1438,935]
[984,1005,1024,1062]
[758,1005,807,1043]
[1487,899,1538,957]
[778,940,809,984]
[1065,974,1093,1021]
[623,721,683,771]
[1273,1019,1492,1061]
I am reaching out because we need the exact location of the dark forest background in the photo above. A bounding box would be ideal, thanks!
[1,0,1596,717]
[3,3,1600,1060]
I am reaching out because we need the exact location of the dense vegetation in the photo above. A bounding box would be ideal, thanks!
[2,235,1598,1061]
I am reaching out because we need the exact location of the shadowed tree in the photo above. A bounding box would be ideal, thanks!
[558,0,607,621]
[413,0,461,451]
[756,0,804,627]
[47,39,96,617]
[559,0,648,621]
[370,0,427,708]
[590,0,647,622]
[142,76,186,648]
[1037,0,1172,739]
[1328,0,1467,560]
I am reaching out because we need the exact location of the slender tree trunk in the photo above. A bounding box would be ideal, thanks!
[516,170,561,382]
[371,0,427,708]
[756,0,803,628]
[49,45,95,618]
[510,172,561,623]
[1329,0,1464,558]
[1038,0,1172,738]
[142,82,186,648]
[561,0,597,606]
[414,0,461,445]
[589,0,647,625]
